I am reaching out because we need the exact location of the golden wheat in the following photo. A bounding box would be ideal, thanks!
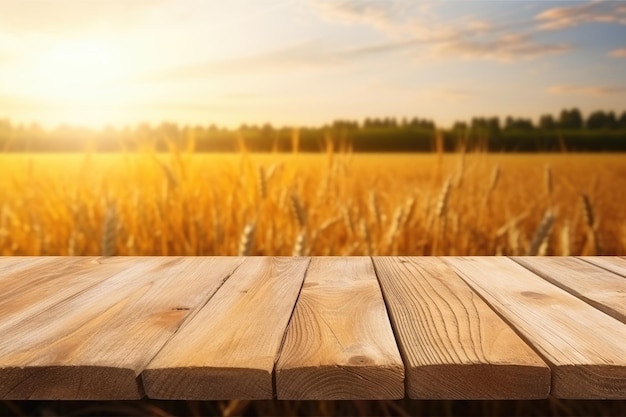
[0,152,624,256]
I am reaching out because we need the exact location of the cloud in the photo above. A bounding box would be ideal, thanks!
[310,0,460,43]
[536,1,626,30]
[309,0,572,63]
[436,34,571,62]
[548,84,626,96]
[309,0,411,30]
[610,48,626,58]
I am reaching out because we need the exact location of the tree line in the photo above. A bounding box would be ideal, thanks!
[1,108,625,153]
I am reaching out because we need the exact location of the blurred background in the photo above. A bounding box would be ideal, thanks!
[1,0,625,415]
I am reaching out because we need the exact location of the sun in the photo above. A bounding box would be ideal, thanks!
[15,38,137,126]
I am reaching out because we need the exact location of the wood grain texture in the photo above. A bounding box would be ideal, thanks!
[580,256,626,278]
[0,257,243,400]
[445,257,626,399]
[0,257,55,279]
[143,257,310,400]
[0,257,144,334]
[514,257,626,324]
[276,257,404,400]
[373,257,549,399]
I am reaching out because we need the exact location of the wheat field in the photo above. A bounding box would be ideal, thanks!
[1,151,624,257]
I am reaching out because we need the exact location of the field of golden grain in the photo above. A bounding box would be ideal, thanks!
[1,151,625,257]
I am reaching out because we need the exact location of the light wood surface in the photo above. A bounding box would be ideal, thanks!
[514,257,626,324]
[580,256,626,278]
[445,257,626,399]
[143,257,310,400]
[373,257,550,399]
[0,257,243,400]
[0,257,143,335]
[276,257,404,400]
[0,257,55,278]
[0,256,625,400]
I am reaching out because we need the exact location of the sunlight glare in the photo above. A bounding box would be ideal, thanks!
[32,39,129,99]
[12,38,140,127]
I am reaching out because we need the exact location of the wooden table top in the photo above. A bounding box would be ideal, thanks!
[0,256,624,400]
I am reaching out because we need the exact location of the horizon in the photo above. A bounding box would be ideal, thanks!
[1,0,626,129]
[1,106,625,133]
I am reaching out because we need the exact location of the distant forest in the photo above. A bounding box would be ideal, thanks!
[1,108,626,153]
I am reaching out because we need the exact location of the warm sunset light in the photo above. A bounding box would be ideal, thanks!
[7,38,136,126]
[2,3,626,417]
[1,0,625,128]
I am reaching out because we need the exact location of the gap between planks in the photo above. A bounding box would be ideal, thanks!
[445,257,626,399]
[275,257,404,400]
[372,257,550,400]
[0,257,244,400]
[142,257,310,400]
[512,257,626,324]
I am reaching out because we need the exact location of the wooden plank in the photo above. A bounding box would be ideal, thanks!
[275,257,404,400]
[0,257,55,279]
[0,257,150,334]
[0,257,244,400]
[580,256,626,278]
[514,257,626,324]
[143,257,310,400]
[372,257,549,399]
[445,257,626,399]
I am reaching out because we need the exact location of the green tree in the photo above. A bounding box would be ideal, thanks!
[539,114,556,130]
[559,108,583,129]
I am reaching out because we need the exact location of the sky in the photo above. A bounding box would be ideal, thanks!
[0,0,625,129]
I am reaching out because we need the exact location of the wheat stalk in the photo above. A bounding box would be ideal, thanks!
[101,205,117,256]
[455,153,466,188]
[544,164,553,197]
[560,222,570,256]
[369,191,382,229]
[238,223,256,256]
[292,230,307,256]
[488,164,500,192]
[403,196,416,226]
[342,205,355,235]
[289,194,307,229]
[360,219,373,254]
[495,210,531,238]
[435,177,452,217]
[385,206,404,252]
[435,176,452,218]
[579,193,599,255]
[310,216,342,247]
[265,163,281,182]
[508,226,521,256]
[527,211,555,256]
[256,166,267,200]
[579,193,595,230]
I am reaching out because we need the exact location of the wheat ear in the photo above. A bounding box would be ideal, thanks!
[238,223,256,256]
[290,194,307,229]
[435,177,452,218]
[101,205,117,256]
[544,164,552,197]
[256,166,267,200]
[527,211,555,256]
[292,230,307,256]
[579,194,594,230]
